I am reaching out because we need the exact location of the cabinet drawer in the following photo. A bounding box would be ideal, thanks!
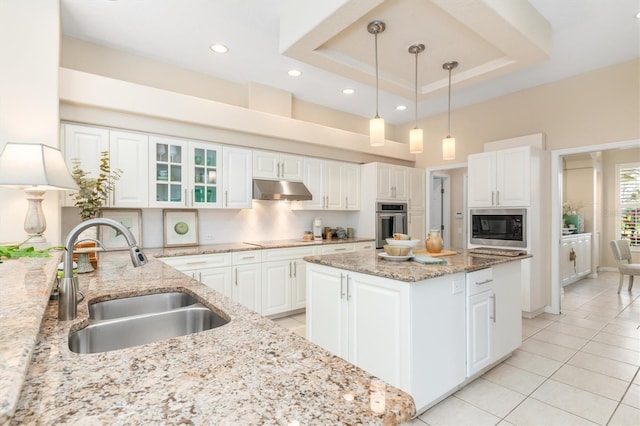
[160,253,232,271]
[232,250,262,265]
[355,241,375,251]
[261,246,316,262]
[318,243,355,254]
[466,268,493,296]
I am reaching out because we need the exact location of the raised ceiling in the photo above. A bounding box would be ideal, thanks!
[61,0,640,125]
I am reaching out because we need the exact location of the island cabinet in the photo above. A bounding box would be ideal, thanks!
[466,261,522,377]
[306,263,467,412]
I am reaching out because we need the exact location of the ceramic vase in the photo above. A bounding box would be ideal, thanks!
[426,229,443,253]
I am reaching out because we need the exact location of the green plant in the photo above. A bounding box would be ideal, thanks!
[0,239,63,263]
[71,151,122,221]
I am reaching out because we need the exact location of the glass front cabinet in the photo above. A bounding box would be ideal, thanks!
[149,136,221,208]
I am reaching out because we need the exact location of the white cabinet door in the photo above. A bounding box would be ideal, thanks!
[149,135,188,208]
[61,124,110,207]
[324,161,344,210]
[189,142,222,208]
[496,147,530,206]
[376,163,394,200]
[199,267,233,298]
[466,291,493,376]
[261,261,292,316]
[252,150,279,179]
[407,168,425,211]
[222,146,252,209]
[560,239,575,286]
[392,166,408,200]
[306,265,348,358]
[348,273,405,387]
[575,235,591,277]
[492,261,522,359]
[408,210,425,248]
[343,162,361,210]
[467,152,496,207]
[298,157,324,210]
[291,259,307,310]
[280,153,304,181]
[233,263,262,313]
[109,130,149,208]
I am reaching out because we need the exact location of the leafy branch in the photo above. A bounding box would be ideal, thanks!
[0,238,63,263]
[71,151,122,221]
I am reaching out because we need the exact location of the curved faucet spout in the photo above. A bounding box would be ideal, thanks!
[59,217,148,321]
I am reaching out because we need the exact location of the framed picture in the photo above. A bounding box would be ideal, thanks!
[99,209,143,250]
[163,209,199,247]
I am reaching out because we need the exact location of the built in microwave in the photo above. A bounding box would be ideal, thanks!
[469,208,527,248]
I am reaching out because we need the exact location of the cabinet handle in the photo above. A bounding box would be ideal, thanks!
[475,279,493,286]
[241,255,255,260]
[191,272,196,279]
[345,197,348,208]
[235,268,238,286]
[289,262,292,278]
[491,191,495,206]
[293,262,297,277]
[198,272,202,282]
[186,261,208,265]
[346,275,351,301]
[340,273,345,298]
[333,247,346,252]
[490,293,496,323]
[191,189,194,207]
[184,189,187,206]
[225,190,228,207]
[496,190,500,206]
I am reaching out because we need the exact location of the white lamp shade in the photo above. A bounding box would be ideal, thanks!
[369,117,385,147]
[409,128,423,154]
[442,136,456,160]
[0,143,78,190]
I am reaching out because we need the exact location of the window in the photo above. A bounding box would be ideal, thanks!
[617,163,640,249]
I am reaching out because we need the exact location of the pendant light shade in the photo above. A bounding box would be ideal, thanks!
[368,21,386,147]
[442,61,458,160]
[408,43,425,154]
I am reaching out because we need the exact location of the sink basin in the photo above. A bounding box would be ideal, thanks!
[69,305,229,354]
[89,291,200,320]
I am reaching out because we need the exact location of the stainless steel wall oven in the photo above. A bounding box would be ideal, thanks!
[376,202,408,248]
[469,208,527,248]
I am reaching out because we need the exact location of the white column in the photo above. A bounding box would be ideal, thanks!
[0,0,61,244]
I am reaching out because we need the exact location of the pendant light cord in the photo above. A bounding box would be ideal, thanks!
[414,50,418,129]
[375,32,380,118]
[447,67,452,137]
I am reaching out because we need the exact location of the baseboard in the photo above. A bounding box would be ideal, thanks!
[598,266,618,273]
[522,306,546,319]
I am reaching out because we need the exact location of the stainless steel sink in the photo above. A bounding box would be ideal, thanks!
[89,291,200,320]
[71,291,229,354]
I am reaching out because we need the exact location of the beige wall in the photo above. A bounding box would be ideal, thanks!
[406,59,640,168]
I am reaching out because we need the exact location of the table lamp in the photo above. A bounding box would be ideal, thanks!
[0,142,78,248]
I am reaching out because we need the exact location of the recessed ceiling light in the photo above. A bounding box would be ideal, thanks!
[342,88,355,95]
[636,10,640,19]
[396,105,407,111]
[288,69,302,77]
[210,44,229,54]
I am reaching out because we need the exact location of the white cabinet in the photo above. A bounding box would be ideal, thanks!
[317,243,355,254]
[62,124,149,208]
[253,150,303,181]
[189,141,222,208]
[61,124,109,207]
[355,241,376,251]
[148,135,189,208]
[466,262,522,377]
[232,251,262,313]
[109,130,149,208]
[293,158,360,211]
[222,146,252,209]
[560,233,592,286]
[468,147,531,207]
[307,263,467,412]
[376,163,407,201]
[159,253,233,298]
[407,168,425,211]
[261,246,315,316]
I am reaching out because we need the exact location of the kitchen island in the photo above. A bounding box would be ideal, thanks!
[3,240,414,425]
[304,249,531,414]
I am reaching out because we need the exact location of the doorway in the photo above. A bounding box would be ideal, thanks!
[427,164,468,250]
[430,174,451,248]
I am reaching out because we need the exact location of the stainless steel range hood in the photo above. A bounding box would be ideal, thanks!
[252,179,312,201]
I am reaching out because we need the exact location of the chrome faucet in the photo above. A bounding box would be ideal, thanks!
[58,217,148,321]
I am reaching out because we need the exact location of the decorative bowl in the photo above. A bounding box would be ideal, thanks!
[385,238,420,248]
[383,245,412,256]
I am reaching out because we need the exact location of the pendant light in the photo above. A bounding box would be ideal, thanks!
[408,43,425,154]
[442,61,458,160]
[367,20,386,147]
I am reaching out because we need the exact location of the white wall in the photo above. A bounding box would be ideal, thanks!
[0,0,61,245]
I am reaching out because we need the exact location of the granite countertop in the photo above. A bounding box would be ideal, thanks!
[4,238,413,425]
[304,249,532,282]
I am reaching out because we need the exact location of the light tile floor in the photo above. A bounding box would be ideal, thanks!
[273,271,640,425]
